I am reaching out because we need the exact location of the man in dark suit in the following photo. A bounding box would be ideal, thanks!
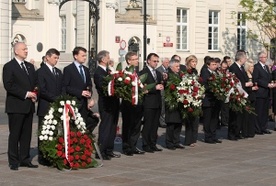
[36,48,63,165]
[156,57,169,128]
[93,50,120,160]
[228,51,253,140]
[121,51,145,156]
[253,51,274,134]
[3,42,38,170]
[200,57,222,144]
[171,54,186,72]
[63,46,93,124]
[139,53,164,152]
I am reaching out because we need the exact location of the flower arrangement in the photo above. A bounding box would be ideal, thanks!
[208,71,237,101]
[228,86,256,115]
[165,71,205,119]
[103,63,154,105]
[39,95,98,170]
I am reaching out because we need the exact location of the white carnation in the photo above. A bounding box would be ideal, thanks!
[43,120,48,125]
[42,125,47,130]
[118,77,123,81]
[75,120,80,124]
[39,135,44,141]
[51,125,55,130]
[60,101,65,106]
[58,108,63,113]
[131,82,136,86]
[80,121,85,127]
[48,120,52,124]
[49,131,54,136]
[41,130,46,135]
[48,137,53,141]
[52,120,57,125]
[72,100,76,106]
[66,100,71,105]
[43,135,48,140]
[46,125,51,129]
[45,130,49,134]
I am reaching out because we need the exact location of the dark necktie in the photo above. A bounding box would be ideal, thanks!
[79,65,85,82]
[152,69,157,81]
[21,62,29,75]
[263,65,268,73]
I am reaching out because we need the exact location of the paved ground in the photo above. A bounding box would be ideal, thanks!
[1,83,276,186]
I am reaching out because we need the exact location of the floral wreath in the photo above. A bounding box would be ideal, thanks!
[103,63,155,105]
[165,71,205,119]
[39,95,98,170]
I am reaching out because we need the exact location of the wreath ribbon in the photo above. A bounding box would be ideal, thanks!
[108,77,115,96]
[131,71,138,105]
[63,104,76,168]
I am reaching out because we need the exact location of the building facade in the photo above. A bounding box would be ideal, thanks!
[0,0,265,78]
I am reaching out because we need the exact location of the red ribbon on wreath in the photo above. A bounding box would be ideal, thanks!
[131,71,139,105]
[108,77,115,96]
[63,103,76,168]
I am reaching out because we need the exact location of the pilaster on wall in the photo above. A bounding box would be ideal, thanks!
[98,0,116,56]
[0,1,11,82]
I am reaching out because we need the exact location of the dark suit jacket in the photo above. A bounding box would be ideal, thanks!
[93,66,119,112]
[3,58,36,114]
[253,62,271,98]
[139,66,161,109]
[180,64,187,72]
[63,62,92,111]
[36,64,64,116]
[229,62,248,90]
[165,69,182,123]
[200,68,216,107]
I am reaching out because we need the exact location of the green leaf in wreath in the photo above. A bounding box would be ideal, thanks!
[139,73,148,83]
[116,62,123,71]
[145,83,156,91]
[126,65,135,73]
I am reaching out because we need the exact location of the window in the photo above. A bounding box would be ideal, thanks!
[61,16,66,51]
[176,8,188,50]
[237,12,246,51]
[208,11,219,51]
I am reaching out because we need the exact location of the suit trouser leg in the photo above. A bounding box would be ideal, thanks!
[203,107,212,140]
[8,113,33,165]
[255,98,269,132]
[121,103,132,151]
[184,119,192,145]
[129,106,143,151]
[166,123,175,148]
[173,123,182,145]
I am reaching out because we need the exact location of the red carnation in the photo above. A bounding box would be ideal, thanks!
[69,155,74,161]
[170,84,176,90]
[57,150,63,157]
[75,155,80,160]
[70,131,76,137]
[178,89,185,94]
[58,137,64,144]
[86,158,92,163]
[192,92,197,97]
[74,163,80,168]
[76,131,82,137]
[63,159,68,165]
[193,86,199,92]
[180,72,185,78]
[188,107,193,112]
[62,153,66,158]
[57,144,63,151]
[183,99,189,105]
[83,134,88,139]
[198,77,203,83]
[75,146,81,152]
[81,155,86,160]
[124,78,131,85]
[80,138,86,144]
[119,71,124,77]
[81,162,87,167]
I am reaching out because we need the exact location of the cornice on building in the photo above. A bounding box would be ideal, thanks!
[12,2,44,21]
[115,7,156,25]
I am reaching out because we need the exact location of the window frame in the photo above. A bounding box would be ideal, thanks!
[176,8,189,51]
[208,10,220,51]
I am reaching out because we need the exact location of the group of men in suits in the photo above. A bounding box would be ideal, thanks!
[3,44,99,170]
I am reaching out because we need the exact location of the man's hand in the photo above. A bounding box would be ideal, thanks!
[87,98,95,110]
[155,84,164,90]
[82,90,91,98]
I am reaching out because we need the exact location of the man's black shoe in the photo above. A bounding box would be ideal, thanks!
[205,139,216,144]
[214,139,222,143]
[151,146,163,151]
[262,130,272,134]
[106,152,121,158]
[143,147,154,153]
[123,150,134,156]
[20,162,38,168]
[174,144,185,149]
[95,153,111,160]
[132,148,145,154]
[9,164,18,171]
[167,146,176,150]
